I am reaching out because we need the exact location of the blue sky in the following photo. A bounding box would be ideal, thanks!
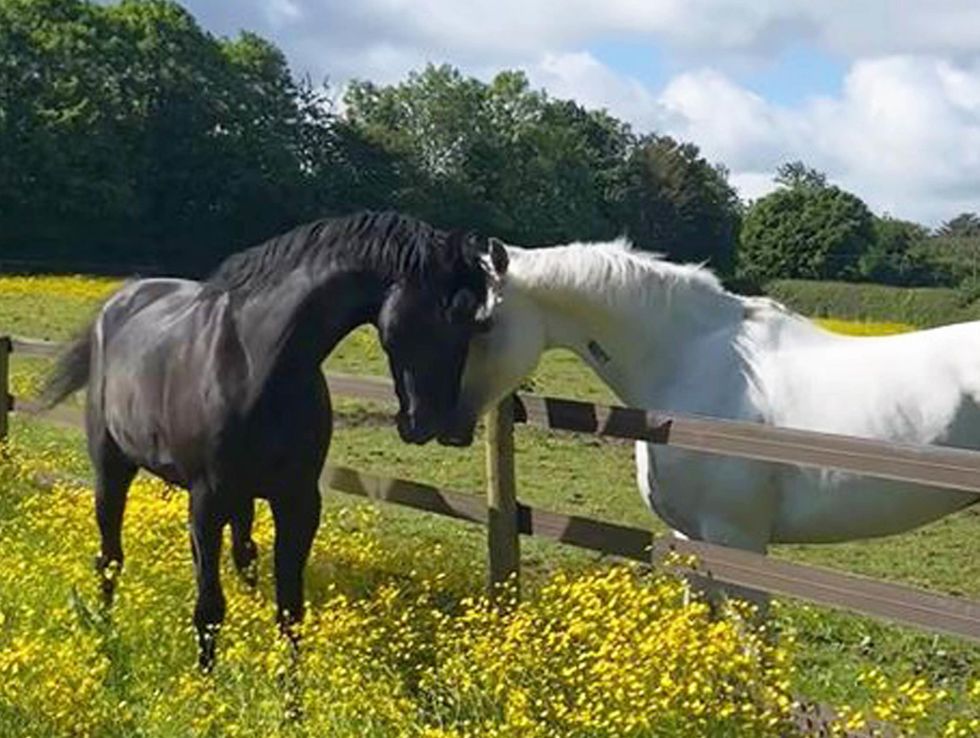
[183,0,980,227]
[588,39,845,106]
[735,45,846,105]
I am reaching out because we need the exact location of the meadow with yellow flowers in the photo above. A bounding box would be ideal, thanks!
[1,276,979,736]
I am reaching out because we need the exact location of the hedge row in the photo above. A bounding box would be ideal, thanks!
[764,279,980,328]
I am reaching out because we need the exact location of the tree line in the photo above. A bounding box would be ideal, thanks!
[1,0,977,289]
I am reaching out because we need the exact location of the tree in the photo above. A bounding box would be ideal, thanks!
[0,0,136,254]
[0,0,378,273]
[344,65,633,245]
[938,212,980,238]
[774,161,827,190]
[614,135,741,273]
[737,164,875,282]
[105,4,314,269]
[859,216,933,285]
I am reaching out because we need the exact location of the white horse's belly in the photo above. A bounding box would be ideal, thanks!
[636,443,779,549]
[770,391,980,541]
[637,437,980,547]
[771,471,976,543]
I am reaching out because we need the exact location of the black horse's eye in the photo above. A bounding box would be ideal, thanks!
[446,288,478,325]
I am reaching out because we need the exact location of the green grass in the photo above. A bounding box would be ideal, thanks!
[1,279,978,728]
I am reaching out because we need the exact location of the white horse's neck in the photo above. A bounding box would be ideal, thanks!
[507,241,749,406]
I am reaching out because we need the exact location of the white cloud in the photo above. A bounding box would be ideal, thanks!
[526,52,666,131]
[658,69,807,170]
[185,0,980,82]
[658,56,980,224]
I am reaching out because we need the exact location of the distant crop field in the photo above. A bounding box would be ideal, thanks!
[1,275,978,736]
[814,318,916,336]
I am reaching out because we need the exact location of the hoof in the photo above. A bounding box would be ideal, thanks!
[233,543,259,588]
[197,625,220,674]
[278,616,302,650]
[94,555,121,608]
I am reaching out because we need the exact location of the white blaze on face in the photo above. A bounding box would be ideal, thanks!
[476,252,504,322]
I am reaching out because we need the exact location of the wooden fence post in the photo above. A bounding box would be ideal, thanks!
[0,336,10,440]
[485,394,520,603]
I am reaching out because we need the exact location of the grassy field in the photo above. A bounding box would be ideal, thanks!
[1,277,978,735]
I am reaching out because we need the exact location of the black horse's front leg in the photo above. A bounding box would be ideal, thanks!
[269,485,320,722]
[188,485,229,673]
[269,486,321,643]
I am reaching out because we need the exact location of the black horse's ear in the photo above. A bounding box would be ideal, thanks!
[489,237,508,275]
[447,288,478,323]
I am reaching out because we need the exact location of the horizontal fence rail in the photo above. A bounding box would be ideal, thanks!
[10,337,63,358]
[6,335,980,644]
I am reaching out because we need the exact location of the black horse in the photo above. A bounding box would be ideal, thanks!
[39,211,508,670]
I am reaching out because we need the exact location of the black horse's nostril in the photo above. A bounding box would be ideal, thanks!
[437,410,477,447]
[438,433,472,447]
[437,424,475,447]
[395,411,413,438]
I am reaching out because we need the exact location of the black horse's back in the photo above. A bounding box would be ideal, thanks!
[39,277,189,412]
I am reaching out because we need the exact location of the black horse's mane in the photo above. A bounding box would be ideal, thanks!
[205,211,487,296]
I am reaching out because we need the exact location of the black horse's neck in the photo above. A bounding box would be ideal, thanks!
[201,211,488,402]
[233,265,388,387]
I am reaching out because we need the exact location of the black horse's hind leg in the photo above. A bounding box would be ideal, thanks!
[231,498,259,587]
[91,433,138,608]
[270,486,321,643]
[188,484,229,673]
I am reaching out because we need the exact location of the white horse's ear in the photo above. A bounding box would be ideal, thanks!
[489,237,508,276]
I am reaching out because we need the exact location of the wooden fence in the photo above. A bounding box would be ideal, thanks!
[3,335,980,646]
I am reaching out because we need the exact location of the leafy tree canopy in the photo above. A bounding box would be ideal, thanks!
[737,164,875,282]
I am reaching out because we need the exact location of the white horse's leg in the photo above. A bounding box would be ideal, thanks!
[669,529,696,608]
[692,517,771,618]
[640,445,776,617]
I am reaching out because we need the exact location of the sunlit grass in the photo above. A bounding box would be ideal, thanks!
[0,441,809,737]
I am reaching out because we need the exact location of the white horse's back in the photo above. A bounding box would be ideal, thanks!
[749,317,980,446]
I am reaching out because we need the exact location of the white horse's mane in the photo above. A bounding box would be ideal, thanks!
[513,238,717,297]
[511,237,797,325]
[517,237,720,288]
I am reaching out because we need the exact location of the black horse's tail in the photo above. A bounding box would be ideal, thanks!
[38,324,94,410]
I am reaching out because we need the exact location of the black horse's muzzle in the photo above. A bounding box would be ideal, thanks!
[437,410,477,447]
[396,410,438,445]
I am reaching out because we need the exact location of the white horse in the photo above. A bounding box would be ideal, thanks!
[444,239,980,570]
